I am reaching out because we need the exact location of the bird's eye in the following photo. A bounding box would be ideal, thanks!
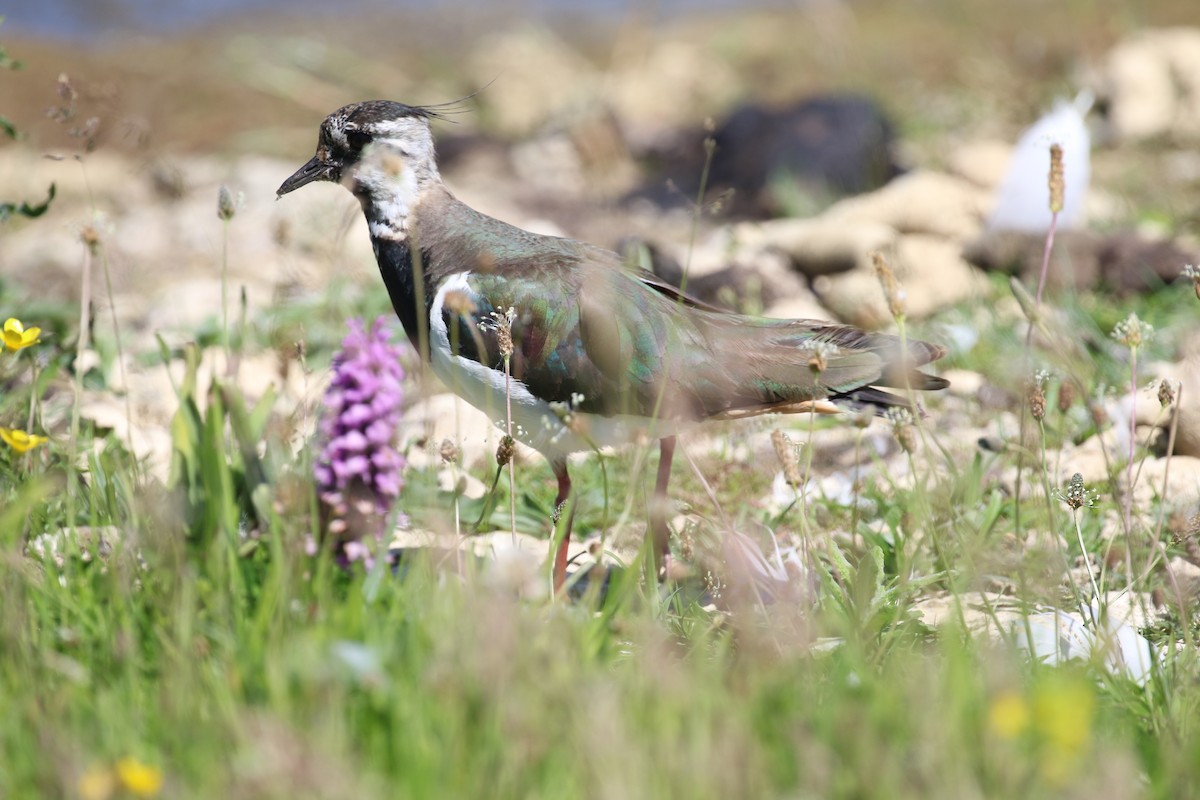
[345,130,371,151]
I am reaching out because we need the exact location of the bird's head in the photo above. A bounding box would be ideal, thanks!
[277,100,443,203]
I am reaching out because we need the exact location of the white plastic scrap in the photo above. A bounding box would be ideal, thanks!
[987,93,1092,233]
[1009,608,1157,685]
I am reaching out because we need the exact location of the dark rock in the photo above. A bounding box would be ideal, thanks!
[635,94,903,219]
[964,229,1195,295]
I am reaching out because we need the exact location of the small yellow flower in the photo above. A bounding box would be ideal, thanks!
[78,764,116,800]
[1033,676,1095,786]
[0,428,48,453]
[987,689,1031,740]
[1033,678,1094,756]
[2,318,41,351]
[115,757,163,798]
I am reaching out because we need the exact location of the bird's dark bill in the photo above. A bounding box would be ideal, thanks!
[277,156,334,197]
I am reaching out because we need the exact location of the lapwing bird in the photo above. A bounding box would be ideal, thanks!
[278,100,948,591]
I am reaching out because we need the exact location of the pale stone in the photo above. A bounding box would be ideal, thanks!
[1058,429,1122,485]
[821,170,990,242]
[946,139,1012,192]
[1133,456,1200,507]
[733,217,897,277]
[1144,356,1200,458]
[940,369,986,398]
[1166,557,1200,602]
[1101,27,1200,141]
[812,234,988,326]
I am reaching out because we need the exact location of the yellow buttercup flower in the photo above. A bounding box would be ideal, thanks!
[0,428,48,453]
[115,757,163,798]
[987,689,1031,740]
[2,318,41,351]
[1033,676,1096,786]
[1034,677,1094,751]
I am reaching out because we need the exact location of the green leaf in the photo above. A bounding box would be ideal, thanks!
[200,386,238,538]
[154,333,180,396]
[0,183,56,222]
[0,116,18,139]
[0,480,53,546]
[180,342,200,398]
[167,397,203,491]
[222,381,271,494]
[247,386,277,440]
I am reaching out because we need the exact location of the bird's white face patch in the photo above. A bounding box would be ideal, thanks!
[339,116,440,242]
[348,142,419,241]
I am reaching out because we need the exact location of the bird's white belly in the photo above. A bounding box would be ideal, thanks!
[427,275,683,462]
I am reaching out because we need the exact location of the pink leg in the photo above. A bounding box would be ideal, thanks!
[651,436,676,578]
[552,461,573,592]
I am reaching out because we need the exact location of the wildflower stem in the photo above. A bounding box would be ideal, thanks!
[505,354,516,544]
[1124,344,1138,546]
[1072,508,1101,626]
[679,439,730,530]
[69,241,94,520]
[1036,417,1056,527]
[222,217,231,363]
[98,242,137,463]
[450,318,464,542]
[26,360,38,434]
[1035,142,1064,311]
[1017,144,1066,544]
[799,413,816,569]
[851,427,863,549]
[454,401,463,540]
[1034,209,1058,310]
[1152,382,1182,546]
[680,134,716,298]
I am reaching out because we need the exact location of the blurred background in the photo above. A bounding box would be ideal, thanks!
[4,0,1195,163]
[1,0,1198,479]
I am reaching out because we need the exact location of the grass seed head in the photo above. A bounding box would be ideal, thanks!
[885,406,917,453]
[1060,472,1098,511]
[1048,143,1065,214]
[482,307,517,359]
[217,184,239,221]
[807,340,835,375]
[1058,379,1076,413]
[1029,370,1050,421]
[1158,379,1177,409]
[496,434,516,466]
[771,429,804,487]
[1111,312,1153,349]
[871,251,906,321]
[79,224,103,254]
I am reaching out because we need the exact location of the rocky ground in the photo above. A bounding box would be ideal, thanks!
[3,6,1200,629]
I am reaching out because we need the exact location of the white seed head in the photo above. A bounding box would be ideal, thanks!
[1059,472,1099,511]
[1111,312,1153,348]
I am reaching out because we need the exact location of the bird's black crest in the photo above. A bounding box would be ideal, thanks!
[334,99,471,128]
